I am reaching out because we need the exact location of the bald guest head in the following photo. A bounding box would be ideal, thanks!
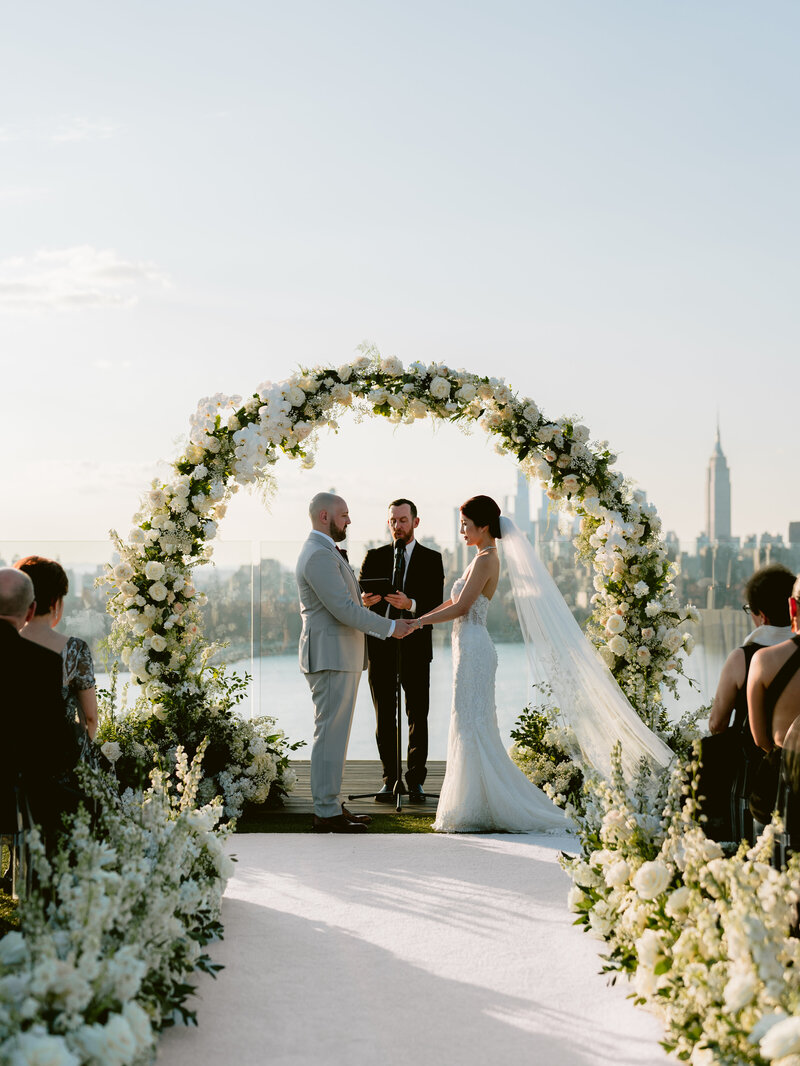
[0,567,36,629]
[308,493,351,543]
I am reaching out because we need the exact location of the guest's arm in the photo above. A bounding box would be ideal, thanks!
[747,648,774,752]
[77,687,98,741]
[709,648,745,734]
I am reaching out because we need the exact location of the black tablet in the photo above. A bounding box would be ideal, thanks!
[359,578,397,597]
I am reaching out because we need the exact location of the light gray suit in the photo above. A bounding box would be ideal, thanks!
[296,532,394,817]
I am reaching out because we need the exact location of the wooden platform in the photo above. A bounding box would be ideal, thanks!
[279,760,445,816]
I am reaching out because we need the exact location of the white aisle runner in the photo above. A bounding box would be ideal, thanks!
[157,834,671,1066]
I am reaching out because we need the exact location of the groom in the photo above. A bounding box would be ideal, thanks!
[360,499,445,802]
[296,493,413,833]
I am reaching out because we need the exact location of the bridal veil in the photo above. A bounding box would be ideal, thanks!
[498,516,673,779]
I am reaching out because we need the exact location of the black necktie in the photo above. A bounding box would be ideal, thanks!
[390,544,406,618]
[336,546,349,563]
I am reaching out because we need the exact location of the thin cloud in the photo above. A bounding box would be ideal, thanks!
[0,246,171,311]
[51,117,118,143]
[0,117,118,143]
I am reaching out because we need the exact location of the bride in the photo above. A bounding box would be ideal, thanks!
[410,495,571,833]
[409,495,673,834]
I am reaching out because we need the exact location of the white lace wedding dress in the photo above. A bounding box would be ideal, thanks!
[432,576,572,834]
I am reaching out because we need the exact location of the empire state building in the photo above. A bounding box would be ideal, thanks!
[706,424,732,542]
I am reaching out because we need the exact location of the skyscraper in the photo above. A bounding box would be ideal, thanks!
[706,423,732,543]
[514,469,531,536]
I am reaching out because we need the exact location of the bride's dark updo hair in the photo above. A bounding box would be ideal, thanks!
[460,495,502,539]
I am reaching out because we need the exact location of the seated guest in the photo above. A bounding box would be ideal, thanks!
[0,567,80,838]
[748,573,800,836]
[710,564,796,735]
[15,556,98,760]
[699,566,796,840]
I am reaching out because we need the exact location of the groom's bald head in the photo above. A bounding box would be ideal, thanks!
[309,493,350,542]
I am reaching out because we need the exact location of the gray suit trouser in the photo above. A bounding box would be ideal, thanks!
[306,668,362,818]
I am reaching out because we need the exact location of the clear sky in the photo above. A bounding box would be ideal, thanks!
[2,1,798,558]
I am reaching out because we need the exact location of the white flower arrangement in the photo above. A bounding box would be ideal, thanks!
[0,746,230,1065]
[562,747,800,1064]
[101,345,697,783]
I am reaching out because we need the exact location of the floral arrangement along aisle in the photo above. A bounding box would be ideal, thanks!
[563,750,800,1066]
[104,344,697,757]
[0,746,231,1065]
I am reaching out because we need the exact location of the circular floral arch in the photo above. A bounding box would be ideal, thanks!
[105,345,696,728]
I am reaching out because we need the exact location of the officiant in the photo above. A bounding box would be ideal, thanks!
[360,499,445,802]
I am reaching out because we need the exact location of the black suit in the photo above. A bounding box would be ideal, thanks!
[0,620,79,835]
[360,541,445,787]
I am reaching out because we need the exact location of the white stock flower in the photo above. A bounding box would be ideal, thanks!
[723,971,759,1012]
[664,885,691,918]
[633,581,649,598]
[632,860,671,900]
[645,600,662,618]
[635,928,663,969]
[567,885,586,912]
[599,645,616,669]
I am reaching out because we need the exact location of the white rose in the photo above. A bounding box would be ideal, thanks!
[429,375,451,400]
[8,1032,80,1066]
[684,633,696,654]
[635,928,663,969]
[636,646,652,665]
[641,627,655,641]
[562,475,579,495]
[147,488,166,508]
[605,614,626,635]
[605,858,631,889]
[599,646,616,669]
[522,402,540,424]
[608,634,628,656]
[101,741,122,763]
[129,528,145,545]
[664,885,691,918]
[150,635,167,652]
[761,1018,800,1060]
[380,354,403,375]
[456,382,477,402]
[567,885,586,912]
[149,582,168,602]
[632,860,671,900]
[645,600,662,618]
[144,560,165,581]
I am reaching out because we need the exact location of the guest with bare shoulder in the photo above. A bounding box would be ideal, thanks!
[747,573,800,833]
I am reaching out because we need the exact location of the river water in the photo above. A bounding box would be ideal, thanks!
[99,640,722,760]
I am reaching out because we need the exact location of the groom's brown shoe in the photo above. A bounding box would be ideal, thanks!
[313,813,367,834]
[342,805,372,825]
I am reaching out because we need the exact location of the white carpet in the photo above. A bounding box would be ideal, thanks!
[156,833,671,1066]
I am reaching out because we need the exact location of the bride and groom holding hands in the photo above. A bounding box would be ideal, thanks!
[295,490,572,834]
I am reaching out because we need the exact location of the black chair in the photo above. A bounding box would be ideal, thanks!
[0,776,34,900]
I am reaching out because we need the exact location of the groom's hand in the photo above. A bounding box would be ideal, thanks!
[385,591,412,612]
[391,619,414,639]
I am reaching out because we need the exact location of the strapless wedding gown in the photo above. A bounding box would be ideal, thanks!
[433,577,571,834]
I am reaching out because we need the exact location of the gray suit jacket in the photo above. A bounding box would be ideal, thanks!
[296,533,394,674]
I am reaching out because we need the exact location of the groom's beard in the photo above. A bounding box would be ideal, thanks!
[329,519,348,543]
